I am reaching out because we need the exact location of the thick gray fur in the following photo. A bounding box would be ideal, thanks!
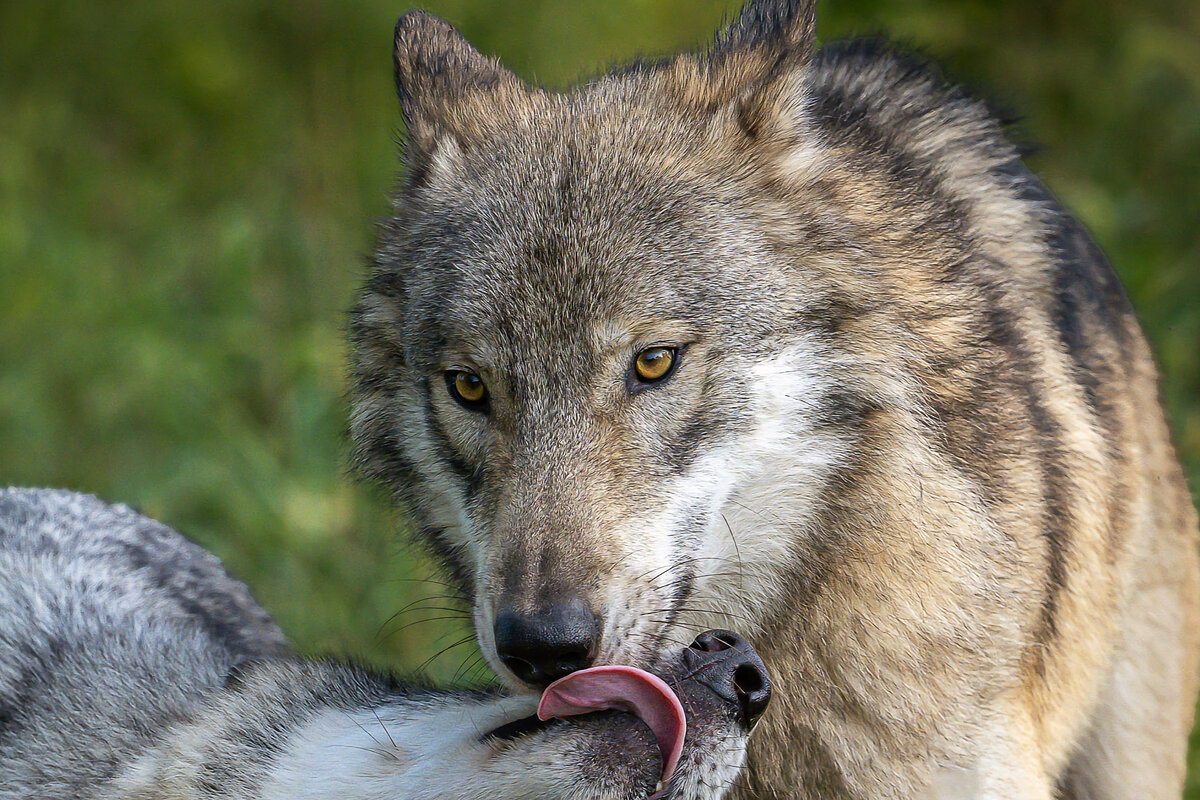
[0,488,288,798]
[0,489,749,800]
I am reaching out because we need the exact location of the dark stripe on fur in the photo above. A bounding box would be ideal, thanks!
[807,88,971,236]
[0,642,58,741]
[811,65,1082,664]
[663,405,733,474]
[1048,219,1131,562]
[650,555,697,656]
[995,161,1132,565]
[114,539,288,662]
[414,522,475,596]
[794,726,857,799]
[815,389,884,434]
[980,289,1073,662]
[1055,775,1080,800]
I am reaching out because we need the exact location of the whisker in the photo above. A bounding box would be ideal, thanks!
[415,634,478,673]
[370,707,399,752]
[719,512,746,593]
[633,556,736,585]
[642,606,755,623]
[340,708,399,762]
[395,594,471,614]
[452,652,487,684]
[377,614,473,644]
[725,496,793,533]
[623,629,693,649]
[651,571,743,591]
[388,576,470,594]
[375,596,472,640]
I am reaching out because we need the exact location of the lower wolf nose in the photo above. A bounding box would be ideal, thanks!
[493,597,599,687]
[684,629,772,728]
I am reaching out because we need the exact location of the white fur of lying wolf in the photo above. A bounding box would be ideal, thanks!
[0,488,750,800]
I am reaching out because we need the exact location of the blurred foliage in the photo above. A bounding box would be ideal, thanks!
[1,0,1198,789]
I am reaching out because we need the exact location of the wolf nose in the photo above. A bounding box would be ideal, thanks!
[493,596,599,687]
[682,629,772,729]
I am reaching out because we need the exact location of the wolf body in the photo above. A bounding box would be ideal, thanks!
[349,1,1200,798]
[0,488,759,800]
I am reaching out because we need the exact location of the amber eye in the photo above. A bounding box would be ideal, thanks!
[446,370,488,410]
[633,346,678,385]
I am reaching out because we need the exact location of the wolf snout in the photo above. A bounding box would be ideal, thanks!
[681,630,772,729]
[493,595,600,686]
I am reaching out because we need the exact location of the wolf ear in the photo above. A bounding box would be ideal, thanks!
[393,11,519,152]
[692,0,819,136]
[712,0,819,63]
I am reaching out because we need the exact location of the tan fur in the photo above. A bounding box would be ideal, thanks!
[350,2,1200,797]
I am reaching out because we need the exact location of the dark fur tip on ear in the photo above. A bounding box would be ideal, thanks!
[392,10,511,140]
[714,0,819,61]
[394,11,463,98]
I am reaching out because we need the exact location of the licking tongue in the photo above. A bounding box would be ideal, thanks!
[537,666,687,786]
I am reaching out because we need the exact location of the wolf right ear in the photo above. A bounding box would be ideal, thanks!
[393,11,520,153]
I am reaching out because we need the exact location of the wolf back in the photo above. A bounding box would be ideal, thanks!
[0,488,289,797]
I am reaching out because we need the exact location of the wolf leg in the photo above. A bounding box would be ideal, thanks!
[1057,540,1200,800]
[969,695,1054,800]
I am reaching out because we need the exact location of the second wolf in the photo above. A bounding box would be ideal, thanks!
[0,488,765,799]
[350,0,1200,797]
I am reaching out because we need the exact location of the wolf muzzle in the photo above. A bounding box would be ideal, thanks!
[679,630,772,729]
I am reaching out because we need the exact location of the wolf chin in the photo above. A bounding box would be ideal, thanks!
[349,0,1200,797]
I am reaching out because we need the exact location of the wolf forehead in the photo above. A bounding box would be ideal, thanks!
[373,14,837,368]
[380,117,792,363]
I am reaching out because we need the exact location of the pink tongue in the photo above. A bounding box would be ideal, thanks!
[537,665,686,784]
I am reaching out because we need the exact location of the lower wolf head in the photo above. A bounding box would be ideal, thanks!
[1,488,770,800]
[350,0,1016,688]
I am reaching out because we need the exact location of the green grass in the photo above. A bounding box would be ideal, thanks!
[2,0,1198,790]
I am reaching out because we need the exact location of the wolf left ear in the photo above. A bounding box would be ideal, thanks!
[692,0,819,136]
[712,0,818,66]
[393,11,521,153]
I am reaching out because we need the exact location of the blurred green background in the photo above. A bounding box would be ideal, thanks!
[1,0,1198,789]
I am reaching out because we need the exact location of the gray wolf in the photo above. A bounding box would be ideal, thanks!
[348,0,1200,797]
[0,487,768,799]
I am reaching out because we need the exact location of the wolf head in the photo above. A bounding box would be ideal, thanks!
[351,0,886,689]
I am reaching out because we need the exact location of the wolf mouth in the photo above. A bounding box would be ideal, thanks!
[481,664,688,785]
[539,665,688,783]
[482,630,771,795]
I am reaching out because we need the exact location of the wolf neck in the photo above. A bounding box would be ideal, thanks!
[113,709,422,800]
[718,393,1018,798]
[110,671,540,800]
[255,699,535,800]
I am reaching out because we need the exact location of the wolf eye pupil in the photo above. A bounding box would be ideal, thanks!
[634,347,676,383]
[449,371,486,408]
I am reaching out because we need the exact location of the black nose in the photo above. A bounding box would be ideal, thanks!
[493,596,599,687]
[682,629,772,729]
